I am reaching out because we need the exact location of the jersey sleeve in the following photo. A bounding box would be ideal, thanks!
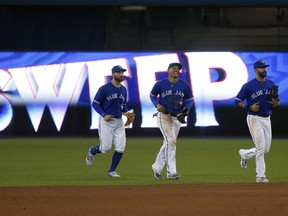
[150,82,160,107]
[235,83,248,106]
[92,86,106,117]
[183,83,193,109]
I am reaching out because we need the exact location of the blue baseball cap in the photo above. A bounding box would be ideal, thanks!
[254,60,270,69]
[111,65,127,73]
[168,63,182,70]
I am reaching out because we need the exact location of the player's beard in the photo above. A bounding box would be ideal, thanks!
[114,76,124,82]
[257,71,267,78]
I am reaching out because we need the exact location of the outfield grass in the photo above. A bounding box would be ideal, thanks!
[0,137,287,186]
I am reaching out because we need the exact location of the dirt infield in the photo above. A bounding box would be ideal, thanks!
[1,184,288,216]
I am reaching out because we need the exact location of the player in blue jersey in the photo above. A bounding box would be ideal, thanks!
[150,62,193,180]
[235,60,280,183]
[85,65,130,178]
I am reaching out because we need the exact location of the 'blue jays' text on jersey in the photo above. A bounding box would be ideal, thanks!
[150,78,193,116]
[92,82,128,118]
[235,78,276,116]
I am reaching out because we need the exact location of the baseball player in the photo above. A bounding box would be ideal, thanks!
[85,65,132,178]
[150,62,193,180]
[235,60,280,183]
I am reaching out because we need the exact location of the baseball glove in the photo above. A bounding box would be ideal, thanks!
[123,112,135,126]
[271,85,279,102]
[176,108,189,124]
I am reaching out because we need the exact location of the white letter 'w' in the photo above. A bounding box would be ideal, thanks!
[9,62,87,131]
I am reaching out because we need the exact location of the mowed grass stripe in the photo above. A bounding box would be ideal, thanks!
[0,138,287,186]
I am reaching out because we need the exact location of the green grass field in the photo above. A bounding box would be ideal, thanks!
[0,137,287,186]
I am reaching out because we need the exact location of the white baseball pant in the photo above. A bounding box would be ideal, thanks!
[242,114,272,178]
[152,112,181,175]
[98,116,126,153]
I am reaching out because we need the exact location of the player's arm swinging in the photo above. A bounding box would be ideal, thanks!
[238,101,259,112]
[156,103,165,113]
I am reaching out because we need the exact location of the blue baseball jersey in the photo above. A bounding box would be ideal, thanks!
[92,82,128,118]
[150,78,193,115]
[235,78,276,116]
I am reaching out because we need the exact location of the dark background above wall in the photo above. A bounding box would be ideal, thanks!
[1,5,288,51]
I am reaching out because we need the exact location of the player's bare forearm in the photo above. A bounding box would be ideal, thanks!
[250,102,260,112]
[104,114,114,122]
[238,101,260,112]
[156,104,165,113]
[238,101,245,109]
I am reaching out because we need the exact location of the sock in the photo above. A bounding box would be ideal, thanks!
[90,145,101,155]
[108,151,123,172]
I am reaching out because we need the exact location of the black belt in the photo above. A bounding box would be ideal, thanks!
[256,114,270,117]
[163,112,176,117]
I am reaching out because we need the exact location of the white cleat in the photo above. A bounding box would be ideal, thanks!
[108,171,121,178]
[256,177,269,183]
[85,147,94,166]
[167,173,181,180]
[239,149,248,169]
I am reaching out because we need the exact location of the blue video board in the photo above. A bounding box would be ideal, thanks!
[0,51,287,133]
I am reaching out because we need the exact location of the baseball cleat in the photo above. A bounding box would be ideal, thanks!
[153,171,162,180]
[239,149,248,169]
[85,146,94,166]
[256,177,269,183]
[167,173,181,180]
[108,171,121,178]
[152,166,162,180]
